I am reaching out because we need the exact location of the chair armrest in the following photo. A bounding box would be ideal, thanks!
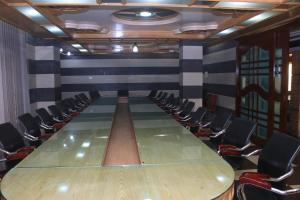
[239,172,272,190]
[210,129,226,138]
[241,149,262,157]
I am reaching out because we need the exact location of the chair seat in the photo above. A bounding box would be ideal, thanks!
[240,184,280,200]
[6,146,34,161]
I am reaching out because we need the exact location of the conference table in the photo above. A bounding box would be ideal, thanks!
[1,97,234,200]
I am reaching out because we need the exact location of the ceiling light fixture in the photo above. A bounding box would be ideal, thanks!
[132,43,139,53]
[215,2,273,9]
[72,44,83,48]
[43,25,67,36]
[241,12,279,26]
[67,51,72,56]
[79,49,88,52]
[60,48,63,53]
[139,11,152,17]
[216,27,238,36]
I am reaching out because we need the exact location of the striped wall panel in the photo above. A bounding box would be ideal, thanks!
[27,41,61,112]
[179,40,203,109]
[60,54,179,98]
[203,41,237,111]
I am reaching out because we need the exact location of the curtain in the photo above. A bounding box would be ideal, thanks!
[0,20,30,125]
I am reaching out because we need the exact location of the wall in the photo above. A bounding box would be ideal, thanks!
[27,36,61,113]
[60,53,180,98]
[179,40,203,109]
[203,41,237,112]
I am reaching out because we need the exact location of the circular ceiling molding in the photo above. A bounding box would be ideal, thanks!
[65,20,108,33]
[173,22,218,34]
[112,8,181,26]
[47,6,89,15]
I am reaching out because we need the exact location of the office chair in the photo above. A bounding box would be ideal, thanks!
[89,90,100,101]
[79,93,91,104]
[195,109,232,138]
[181,107,207,127]
[36,108,65,131]
[0,123,35,169]
[148,90,157,98]
[173,101,195,121]
[18,113,52,144]
[236,132,300,200]
[48,105,71,123]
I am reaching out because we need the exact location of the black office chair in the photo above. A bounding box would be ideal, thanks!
[237,132,300,200]
[181,107,207,127]
[155,92,168,104]
[79,93,90,104]
[36,108,65,131]
[0,123,35,170]
[163,97,180,111]
[75,95,88,107]
[89,90,100,101]
[18,113,51,145]
[57,101,79,117]
[218,118,257,153]
[62,98,81,112]
[48,105,71,123]
[195,109,232,138]
[174,101,195,121]
[158,94,174,108]
[169,99,189,114]
[148,90,157,98]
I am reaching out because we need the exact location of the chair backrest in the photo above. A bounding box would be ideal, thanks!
[36,108,54,126]
[57,102,70,114]
[165,94,174,103]
[79,93,89,102]
[191,107,207,122]
[89,90,100,100]
[258,132,300,177]
[18,113,42,138]
[155,91,162,99]
[0,123,25,152]
[62,99,76,110]
[48,105,64,120]
[182,102,195,115]
[149,90,157,97]
[158,92,167,101]
[210,110,232,131]
[222,117,256,148]
[172,97,180,106]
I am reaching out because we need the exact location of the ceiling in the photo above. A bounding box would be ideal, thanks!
[1,0,300,54]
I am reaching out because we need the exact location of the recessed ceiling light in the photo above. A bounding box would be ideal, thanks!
[132,43,139,53]
[217,27,238,36]
[16,6,42,18]
[43,25,66,36]
[79,49,88,52]
[241,12,279,26]
[215,2,273,9]
[139,11,152,17]
[72,44,83,48]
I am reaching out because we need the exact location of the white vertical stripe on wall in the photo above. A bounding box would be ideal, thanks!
[0,21,29,125]
[180,72,203,86]
[182,46,203,60]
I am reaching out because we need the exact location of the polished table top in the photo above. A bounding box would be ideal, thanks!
[1,97,234,200]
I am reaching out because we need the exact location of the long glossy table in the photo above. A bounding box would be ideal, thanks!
[1,97,234,200]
